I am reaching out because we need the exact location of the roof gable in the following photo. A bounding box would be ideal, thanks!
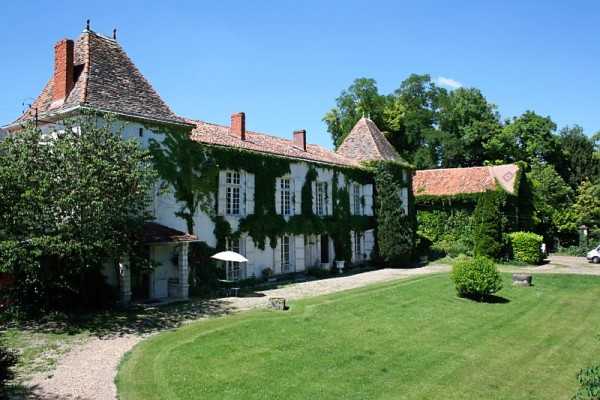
[15,30,186,126]
[413,164,520,197]
[335,118,401,163]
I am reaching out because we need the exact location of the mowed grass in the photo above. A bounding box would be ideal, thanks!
[117,274,600,400]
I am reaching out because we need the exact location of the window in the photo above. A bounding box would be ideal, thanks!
[281,235,291,273]
[353,184,361,215]
[226,171,241,215]
[316,182,328,216]
[280,178,291,215]
[354,231,363,260]
[225,237,243,281]
[138,127,144,137]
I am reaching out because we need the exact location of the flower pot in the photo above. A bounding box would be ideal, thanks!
[335,260,345,274]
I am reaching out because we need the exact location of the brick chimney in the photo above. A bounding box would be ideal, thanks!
[293,129,307,151]
[52,39,75,102]
[230,112,246,140]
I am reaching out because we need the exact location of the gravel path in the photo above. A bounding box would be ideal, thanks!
[22,264,449,400]
[501,255,600,276]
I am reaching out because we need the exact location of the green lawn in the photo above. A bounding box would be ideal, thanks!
[117,274,600,400]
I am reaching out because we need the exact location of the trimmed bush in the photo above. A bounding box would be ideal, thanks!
[451,256,503,300]
[509,231,544,265]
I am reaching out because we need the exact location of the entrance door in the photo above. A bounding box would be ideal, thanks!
[320,235,329,264]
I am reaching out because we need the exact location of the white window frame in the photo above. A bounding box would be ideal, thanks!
[280,178,292,216]
[225,237,244,281]
[316,181,328,216]
[354,231,363,261]
[225,171,241,216]
[281,235,292,273]
[353,184,362,215]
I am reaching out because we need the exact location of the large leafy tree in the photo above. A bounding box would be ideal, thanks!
[487,111,559,165]
[556,125,600,188]
[574,180,600,229]
[384,74,446,169]
[527,163,575,242]
[437,87,502,167]
[0,114,156,311]
[323,78,388,148]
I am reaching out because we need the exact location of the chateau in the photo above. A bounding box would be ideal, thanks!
[3,28,414,303]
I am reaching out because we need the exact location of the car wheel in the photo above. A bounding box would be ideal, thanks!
[593,257,600,264]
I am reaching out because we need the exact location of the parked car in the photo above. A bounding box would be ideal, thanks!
[587,246,600,263]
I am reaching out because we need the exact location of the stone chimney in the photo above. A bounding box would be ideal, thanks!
[52,39,75,102]
[293,129,307,151]
[230,112,246,140]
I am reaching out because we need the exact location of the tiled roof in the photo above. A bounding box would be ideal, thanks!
[413,164,520,197]
[143,222,197,244]
[14,30,187,126]
[189,119,359,167]
[336,118,401,162]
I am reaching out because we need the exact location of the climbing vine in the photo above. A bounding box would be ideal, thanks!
[373,160,415,264]
[148,127,411,262]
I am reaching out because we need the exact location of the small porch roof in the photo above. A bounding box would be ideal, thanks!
[142,222,198,244]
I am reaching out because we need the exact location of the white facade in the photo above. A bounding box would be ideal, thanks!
[149,158,377,280]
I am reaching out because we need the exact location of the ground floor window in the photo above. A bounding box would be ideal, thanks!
[281,235,292,273]
[354,231,363,261]
[226,237,244,281]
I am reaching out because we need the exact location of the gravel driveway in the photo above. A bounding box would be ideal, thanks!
[19,256,599,400]
[21,264,449,400]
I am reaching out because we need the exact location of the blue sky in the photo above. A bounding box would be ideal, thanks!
[1,1,599,149]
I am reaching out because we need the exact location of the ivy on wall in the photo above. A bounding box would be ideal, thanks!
[415,161,535,258]
[372,161,415,264]
[148,129,385,262]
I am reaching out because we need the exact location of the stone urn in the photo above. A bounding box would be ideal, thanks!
[336,260,345,274]
[512,273,533,287]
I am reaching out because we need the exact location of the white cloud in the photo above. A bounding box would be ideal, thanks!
[436,76,463,89]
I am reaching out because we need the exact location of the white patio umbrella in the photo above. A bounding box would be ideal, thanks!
[211,251,248,263]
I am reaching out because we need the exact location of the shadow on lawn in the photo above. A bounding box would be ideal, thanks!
[3,383,79,400]
[3,297,235,339]
[461,294,510,304]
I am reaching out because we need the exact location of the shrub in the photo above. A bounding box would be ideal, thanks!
[451,256,503,300]
[574,364,600,399]
[306,266,332,279]
[0,340,17,389]
[508,231,544,265]
[472,192,506,259]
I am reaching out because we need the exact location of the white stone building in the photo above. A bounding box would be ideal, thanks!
[3,28,412,303]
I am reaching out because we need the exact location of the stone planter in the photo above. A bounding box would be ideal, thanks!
[512,273,533,287]
[336,260,345,274]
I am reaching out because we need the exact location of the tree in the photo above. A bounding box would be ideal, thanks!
[573,180,600,229]
[487,111,559,164]
[384,74,446,169]
[374,162,414,264]
[0,113,156,311]
[527,163,574,242]
[556,125,599,188]
[323,78,387,148]
[437,87,502,167]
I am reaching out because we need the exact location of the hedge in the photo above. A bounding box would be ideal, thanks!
[508,231,544,265]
